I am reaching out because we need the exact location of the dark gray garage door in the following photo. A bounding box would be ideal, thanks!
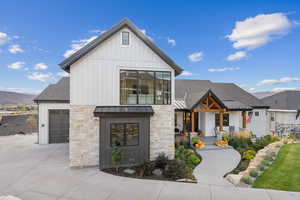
[99,117,149,169]
[49,109,69,143]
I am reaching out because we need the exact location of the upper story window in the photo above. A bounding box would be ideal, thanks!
[121,31,130,46]
[120,70,171,105]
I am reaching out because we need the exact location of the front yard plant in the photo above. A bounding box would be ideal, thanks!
[103,145,201,183]
[192,137,206,149]
[228,132,280,174]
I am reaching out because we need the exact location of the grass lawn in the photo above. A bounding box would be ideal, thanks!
[253,143,300,192]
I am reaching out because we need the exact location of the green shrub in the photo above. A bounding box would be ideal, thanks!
[186,154,201,167]
[264,154,275,162]
[270,152,276,157]
[175,145,201,169]
[164,160,187,179]
[254,135,280,151]
[142,161,155,176]
[155,153,169,169]
[241,175,253,185]
[229,137,254,150]
[249,170,259,178]
[242,150,256,160]
[112,147,121,168]
[192,137,201,145]
[261,160,271,166]
[257,164,267,171]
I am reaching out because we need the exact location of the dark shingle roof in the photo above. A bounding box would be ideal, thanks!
[59,18,183,76]
[261,90,300,110]
[175,79,267,110]
[34,77,70,103]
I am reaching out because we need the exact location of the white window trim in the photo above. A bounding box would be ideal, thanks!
[120,31,130,47]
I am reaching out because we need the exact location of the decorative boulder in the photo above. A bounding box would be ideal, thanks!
[152,168,163,176]
[226,174,243,185]
[123,168,136,175]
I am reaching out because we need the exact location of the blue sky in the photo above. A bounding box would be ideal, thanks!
[0,0,299,94]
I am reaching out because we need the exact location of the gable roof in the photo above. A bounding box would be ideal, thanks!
[261,90,300,110]
[59,18,183,76]
[175,79,267,110]
[34,77,70,103]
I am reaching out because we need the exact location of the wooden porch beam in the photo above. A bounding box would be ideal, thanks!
[219,112,224,131]
[191,111,195,132]
[242,111,247,128]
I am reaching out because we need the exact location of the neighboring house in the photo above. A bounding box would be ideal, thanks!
[259,90,300,132]
[34,18,269,169]
[174,80,269,137]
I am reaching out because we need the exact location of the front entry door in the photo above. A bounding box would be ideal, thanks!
[99,117,149,169]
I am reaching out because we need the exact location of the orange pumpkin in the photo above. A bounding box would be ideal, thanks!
[194,143,200,148]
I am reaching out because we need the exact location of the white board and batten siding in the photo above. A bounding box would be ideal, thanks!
[70,27,175,106]
[248,109,268,137]
[38,103,70,144]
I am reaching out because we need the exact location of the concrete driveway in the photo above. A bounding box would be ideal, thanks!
[194,147,241,186]
[0,135,299,200]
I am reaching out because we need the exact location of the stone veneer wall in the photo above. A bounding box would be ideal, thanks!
[69,104,175,167]
[150,105,175,160]
[69,105,99,167]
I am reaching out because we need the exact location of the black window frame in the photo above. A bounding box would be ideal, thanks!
[110,123,139,147]
[120,69,172,105]
[215,113,230,127]
[121,31,130,46]
[255,111,260,117]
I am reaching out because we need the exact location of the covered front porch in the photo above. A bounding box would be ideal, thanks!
[174,91,249,139]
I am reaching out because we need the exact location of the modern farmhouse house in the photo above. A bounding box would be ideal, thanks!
[34,18,269,169]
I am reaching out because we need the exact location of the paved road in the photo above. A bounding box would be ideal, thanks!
[0,135,299,200]
[194,146,241,186]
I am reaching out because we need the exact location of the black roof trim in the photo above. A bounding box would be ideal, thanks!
[59,18,183,76]
[94,106,154,117]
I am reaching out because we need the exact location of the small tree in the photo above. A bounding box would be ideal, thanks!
[112,146,121,172]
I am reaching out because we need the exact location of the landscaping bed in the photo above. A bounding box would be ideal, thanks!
[253,143,300,192]
[103,145,201,183]
[227,132,280,174]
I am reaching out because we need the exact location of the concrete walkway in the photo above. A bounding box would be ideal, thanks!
[0,135,299,200]
[194,146,241,186]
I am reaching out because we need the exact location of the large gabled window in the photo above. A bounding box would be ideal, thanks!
[120,70,171,105]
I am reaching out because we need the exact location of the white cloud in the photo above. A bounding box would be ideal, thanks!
[7,61,25,70]
[256,77,300,86]
[63,35,97,58]
[28,72,53,82]
[167,38,176,46]
[208,67,240,72]
[226,13,294,50]
[188,52,203,62]
[139,29,154,41]
[0,32,10,46]
[181,71,193,76]
[57,71,69,77]
[227,51,247,61]
[34,63,48,70]
[271,87,300,92]
[8,44,24,54]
